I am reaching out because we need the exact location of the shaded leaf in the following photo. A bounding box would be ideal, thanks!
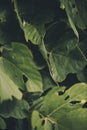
[0,117,6,129]
[77,66,87,83]
[60,0,79,37]
[75,0,87,28]
[15,120,24,130]
[0,99,29,119]
[60,0,87,36]
[13,0,56,44]
[0,0,24,45]
[41,71,56,91]
[44,22,87,82]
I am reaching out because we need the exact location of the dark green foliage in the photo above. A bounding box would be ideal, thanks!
[0,0,87,130]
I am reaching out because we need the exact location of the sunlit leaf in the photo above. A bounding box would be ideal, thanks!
[0,57,22,102]
[32,83,87,130]
[2,43,43,92]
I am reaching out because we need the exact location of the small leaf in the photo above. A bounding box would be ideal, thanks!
[32,110,53,130]
[32,110,43,130]
[23,22,45,44]
[41,71,56,91]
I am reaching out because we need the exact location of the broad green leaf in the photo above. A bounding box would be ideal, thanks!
[0,117,6,130]
[33,83,87,130]
[2,43,43,92]
[0,99,29,119]
[0,55,25,90]
[0,57,22,102]
[44,22,87,82]
[13,0,55,44]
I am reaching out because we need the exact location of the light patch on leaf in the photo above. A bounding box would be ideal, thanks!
[81,100,87,104]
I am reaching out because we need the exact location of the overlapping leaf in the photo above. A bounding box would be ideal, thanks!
[0,99,29,119]
[0,0,87,129]
[43,22,87,82]
[32,83,87,130]
[2,43,43,92]
[0,57,22,102]
[41,71,56,91]
[13,0,56,44]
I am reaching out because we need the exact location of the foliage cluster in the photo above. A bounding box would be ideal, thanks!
[0,0,87,130]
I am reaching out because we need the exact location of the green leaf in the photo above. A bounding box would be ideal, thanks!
[22,22,45,44]
[0,99,29,119]
[0,117,6,130]
[0,55,25,90]
[32,110,43,130]
[0,57,22,102]
[44,22,87,82]
[2,43,43,92]
[13,0,55,44]
[33,83,87,130]
[32,110,53,130]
